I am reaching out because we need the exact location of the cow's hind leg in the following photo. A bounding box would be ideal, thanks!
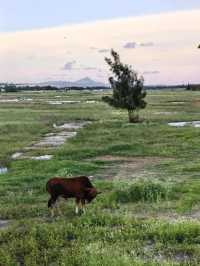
[81,199,86,214]
[48,196,58,217]
[55,197,63,216]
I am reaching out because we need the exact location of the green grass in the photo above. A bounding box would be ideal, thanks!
[1,89,200,265]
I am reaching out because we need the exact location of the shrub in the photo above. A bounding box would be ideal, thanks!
[111,182,172,203]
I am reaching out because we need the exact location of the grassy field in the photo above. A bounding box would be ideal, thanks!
[1,89,200,265]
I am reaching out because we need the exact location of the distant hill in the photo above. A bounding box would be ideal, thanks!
[35,77,107,88]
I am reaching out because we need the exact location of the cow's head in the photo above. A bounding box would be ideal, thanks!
[85,188,101,203]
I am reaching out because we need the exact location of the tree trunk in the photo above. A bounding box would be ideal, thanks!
[128,110,139,123]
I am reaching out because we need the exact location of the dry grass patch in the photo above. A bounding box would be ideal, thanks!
[92,156,173,180]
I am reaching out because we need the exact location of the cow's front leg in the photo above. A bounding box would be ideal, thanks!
[55,197,62,216]
[75,198,80,214]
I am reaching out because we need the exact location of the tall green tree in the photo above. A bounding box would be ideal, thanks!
[102,49,147,123]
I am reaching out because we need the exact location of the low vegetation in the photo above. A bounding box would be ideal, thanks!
[1,89,200,265]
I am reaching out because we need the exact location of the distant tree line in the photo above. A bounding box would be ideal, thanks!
[1,84,58,92]
[66,86,109,91]
[0,84,110,92]
[186,84,200,91]
[145,84,200,90]
[144,85,185,90]
[1,83,200,93]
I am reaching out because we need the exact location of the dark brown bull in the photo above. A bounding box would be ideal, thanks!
[46,176,100,216]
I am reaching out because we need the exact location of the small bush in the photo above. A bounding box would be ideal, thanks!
[144,221,200,245]
[111,182,172,203]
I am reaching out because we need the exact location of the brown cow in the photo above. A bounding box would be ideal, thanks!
[46,176,100,216]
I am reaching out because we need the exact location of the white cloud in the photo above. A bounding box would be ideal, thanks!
[123,42,137,49]
[140,42,154,47]
[0,9,200,84]
[62,61,76,70]
[143,71,160,75]
[98,49,110,53]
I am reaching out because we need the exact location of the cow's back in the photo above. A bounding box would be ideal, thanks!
[47,176,93,198]
[73,176,93,188]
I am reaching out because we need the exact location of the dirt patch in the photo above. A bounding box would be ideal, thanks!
[144,210,200,223]
[94,155,162,163]
[92,156,170,180]
[192,100,200,107]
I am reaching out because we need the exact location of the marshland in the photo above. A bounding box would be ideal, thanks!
[1,89,200,265]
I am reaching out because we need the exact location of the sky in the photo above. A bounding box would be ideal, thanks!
[0,1,200,85]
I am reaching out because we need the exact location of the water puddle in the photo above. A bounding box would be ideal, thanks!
[53,121,88,130]
[86,100,96,104]
[0,98,33,103]
[0,167,8,174]
[0,220,9,230]
[21,98,33,102]
[0,99,19,103]
[170,101,185,104]
[11,121,89,160]
[168,121,200,128]
[11,152,23,159]
[30,155,53,160]
[155,112,177,115]
[48,100,80,105]
[34,132,77,147]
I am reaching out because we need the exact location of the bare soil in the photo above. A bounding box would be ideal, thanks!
[92,156,171,180]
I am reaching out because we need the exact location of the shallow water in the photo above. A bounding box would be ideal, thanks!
[0,99,19,103]
[170,101,185,104]
[48,100,80,105]
[155,112,177,115]
[0,167,8,174]
[0,220,9,229]
[35,132,77,147]
[11,121,89,160]
[86,100,96,104]
[168,121,200,127]
[30,155,53,160]
[53,121,88,130]
[11,152,23,159]
[21,98,33,101]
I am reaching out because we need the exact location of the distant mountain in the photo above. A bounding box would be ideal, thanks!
[36,77,106,88]
[75,77,106,87]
